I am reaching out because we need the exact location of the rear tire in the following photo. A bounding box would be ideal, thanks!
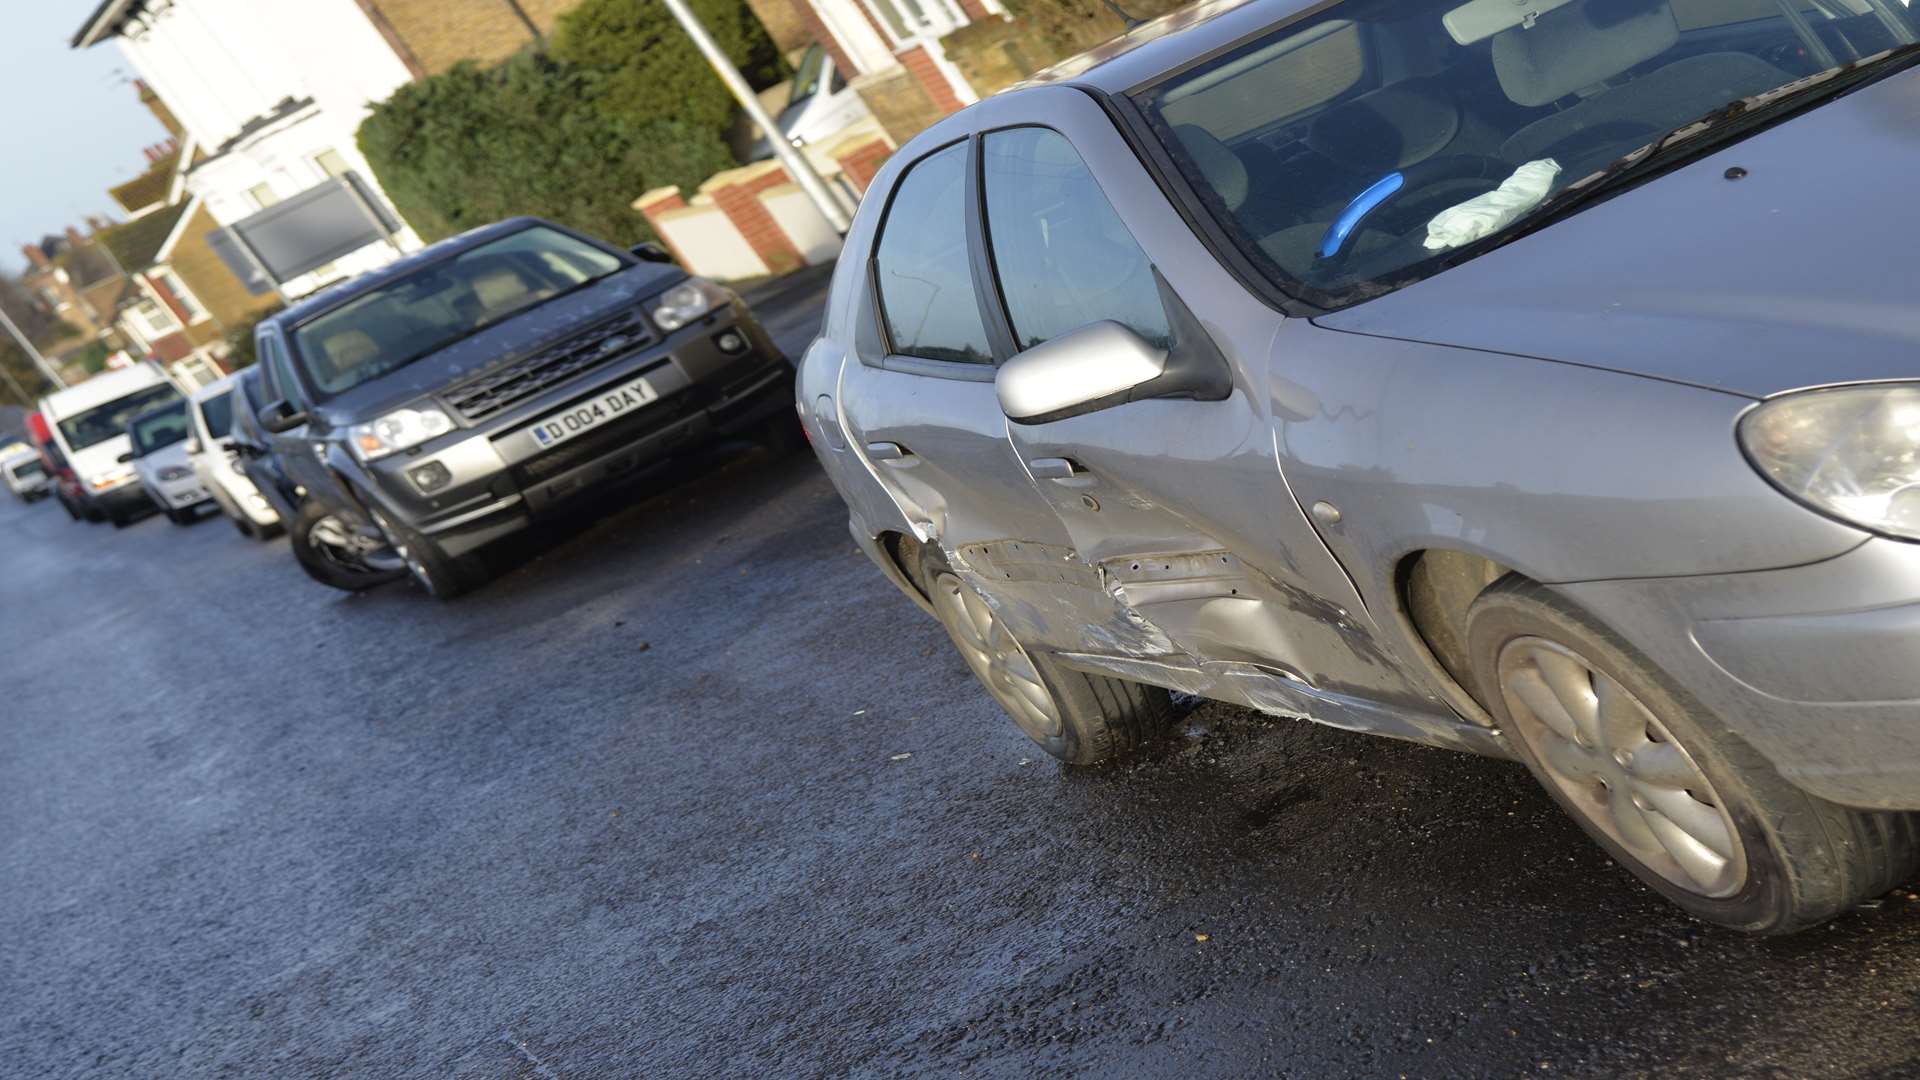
[921,544,1173,765]
[165,507,190,526]
[1466,575,1920,933]
[289,499,405,593]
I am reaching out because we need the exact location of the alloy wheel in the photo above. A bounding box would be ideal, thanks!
[1497,636,1747,898]
[932,571,1063,743]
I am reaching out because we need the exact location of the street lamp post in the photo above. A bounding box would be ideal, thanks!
[0,302,64,391]
[660,0,853,235]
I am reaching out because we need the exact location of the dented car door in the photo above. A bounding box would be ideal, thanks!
[976,90,1434,715]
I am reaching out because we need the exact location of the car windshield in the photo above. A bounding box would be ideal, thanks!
[199,391,234,440]
[8,458,44,480]
[790,45,828,105]
[1133,0,1920,304]
[129,402,191,457]
[290,225,625,397]
[57,383,181,451]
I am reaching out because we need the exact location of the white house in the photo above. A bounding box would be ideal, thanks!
[73,0,425,299]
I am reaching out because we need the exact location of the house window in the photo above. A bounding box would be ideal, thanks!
[152,270,206,323]
[126,298,181,340]
[312,149,352,179]
[246,183,281,210]
[857,0,969,44]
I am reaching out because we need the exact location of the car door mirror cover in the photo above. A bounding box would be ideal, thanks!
[260,399,308,434]
[997,268,1233,424]
[996,321,1170,423]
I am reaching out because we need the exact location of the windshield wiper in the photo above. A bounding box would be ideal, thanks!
[1512,42,1920,237]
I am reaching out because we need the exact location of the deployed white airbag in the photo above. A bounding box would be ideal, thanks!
[1423,158,1561,251]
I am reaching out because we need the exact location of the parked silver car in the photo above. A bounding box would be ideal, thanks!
[186,373,282,540]
[798,0,1920,932]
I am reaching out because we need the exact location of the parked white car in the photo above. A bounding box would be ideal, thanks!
[186,374,281,539]
[750,45,873,159]
[35,361,183,526]
[2,448,50,502]
[127,398,213,525]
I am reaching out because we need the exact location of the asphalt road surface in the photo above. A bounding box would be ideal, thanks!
[4,280,1919,1079]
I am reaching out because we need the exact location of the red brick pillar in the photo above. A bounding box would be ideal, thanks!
[707,167,805,276]
[786,0,857,76]
[899,44,965,115]
[634,187,693,266]
[956,0,990,19]
[833,137,893,195]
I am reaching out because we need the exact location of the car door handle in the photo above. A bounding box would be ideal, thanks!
[866,441,912,462]
[1027,457,1085,481]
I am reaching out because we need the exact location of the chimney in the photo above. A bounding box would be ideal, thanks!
[65,226,85,248]
[143,146,159,164]
[21,245,48,270]
[86,216,113,234]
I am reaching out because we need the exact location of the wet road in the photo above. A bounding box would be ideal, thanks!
[4,292,1919,1079]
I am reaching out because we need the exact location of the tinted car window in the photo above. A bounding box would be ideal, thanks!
[129,402,190,457]
[291,226,624,397]
[982,128,1171,351]
[57,384,181,451]
[874,143,993,365]
[199,391,234,440]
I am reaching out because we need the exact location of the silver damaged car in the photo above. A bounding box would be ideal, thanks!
[797,0,1920,932]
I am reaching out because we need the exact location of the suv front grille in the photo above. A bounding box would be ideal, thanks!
[444,309,653,421]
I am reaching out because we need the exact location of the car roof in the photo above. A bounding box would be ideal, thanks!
[263,215,561,330]
[38,362,171,419]
[189,374,235,404]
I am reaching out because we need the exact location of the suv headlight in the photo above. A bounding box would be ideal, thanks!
[648,277,731,332]
[1740,383,1920,540]
[349,406,453,462]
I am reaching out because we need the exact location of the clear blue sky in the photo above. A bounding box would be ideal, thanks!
[1,3,170,273]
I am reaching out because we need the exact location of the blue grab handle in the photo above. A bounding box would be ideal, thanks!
[1319,171,1405,259]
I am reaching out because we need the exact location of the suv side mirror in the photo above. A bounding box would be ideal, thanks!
[996,270,1231,424]
[630,242,674,264]
[116,450,135,463]
[259,399,308,434]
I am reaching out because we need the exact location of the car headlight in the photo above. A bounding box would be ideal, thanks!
[158,465,194,482]
[89,465,135,491]
[349,406,453,462]
[1740,383,1920,540]
[647,277,731,332]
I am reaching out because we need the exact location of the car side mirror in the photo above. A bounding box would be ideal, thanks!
[996,270,1232,424]
[116,450,135,463]
[259,399,308,434]
[630,242,674,264]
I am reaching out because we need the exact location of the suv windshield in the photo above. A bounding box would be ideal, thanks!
[129,401,190,457]
[291,226,625,397]
[58,383,181,451]
[1134,0,1919,304]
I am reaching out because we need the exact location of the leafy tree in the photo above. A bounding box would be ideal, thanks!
[358,0,778,246]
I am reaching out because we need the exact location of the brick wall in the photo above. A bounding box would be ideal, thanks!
[832,137,892,195]
[853,66,951,146]
[363,0,580,77]
[704,166,806,276]
[634,188,694,266]
[898,45,965,115]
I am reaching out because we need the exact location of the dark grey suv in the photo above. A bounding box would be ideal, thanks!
[256,216,792,597]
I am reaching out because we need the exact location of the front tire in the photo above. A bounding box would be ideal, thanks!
[1466,575,1920,933]
[289,499,406,593]
[921,545,1173,765]
[365,502,489,601]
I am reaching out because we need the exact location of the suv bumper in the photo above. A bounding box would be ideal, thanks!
[352,302,791,556]
[1561,538,1920,811]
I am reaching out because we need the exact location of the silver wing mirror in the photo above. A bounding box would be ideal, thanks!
[995,269,1233,424]
[995,322,1167,424]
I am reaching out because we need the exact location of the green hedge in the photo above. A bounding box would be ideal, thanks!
[358,0,782,246]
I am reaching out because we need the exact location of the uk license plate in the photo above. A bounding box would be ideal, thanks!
[527,374,659,449]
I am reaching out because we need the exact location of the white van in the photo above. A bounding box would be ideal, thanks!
[36,362,185,526]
